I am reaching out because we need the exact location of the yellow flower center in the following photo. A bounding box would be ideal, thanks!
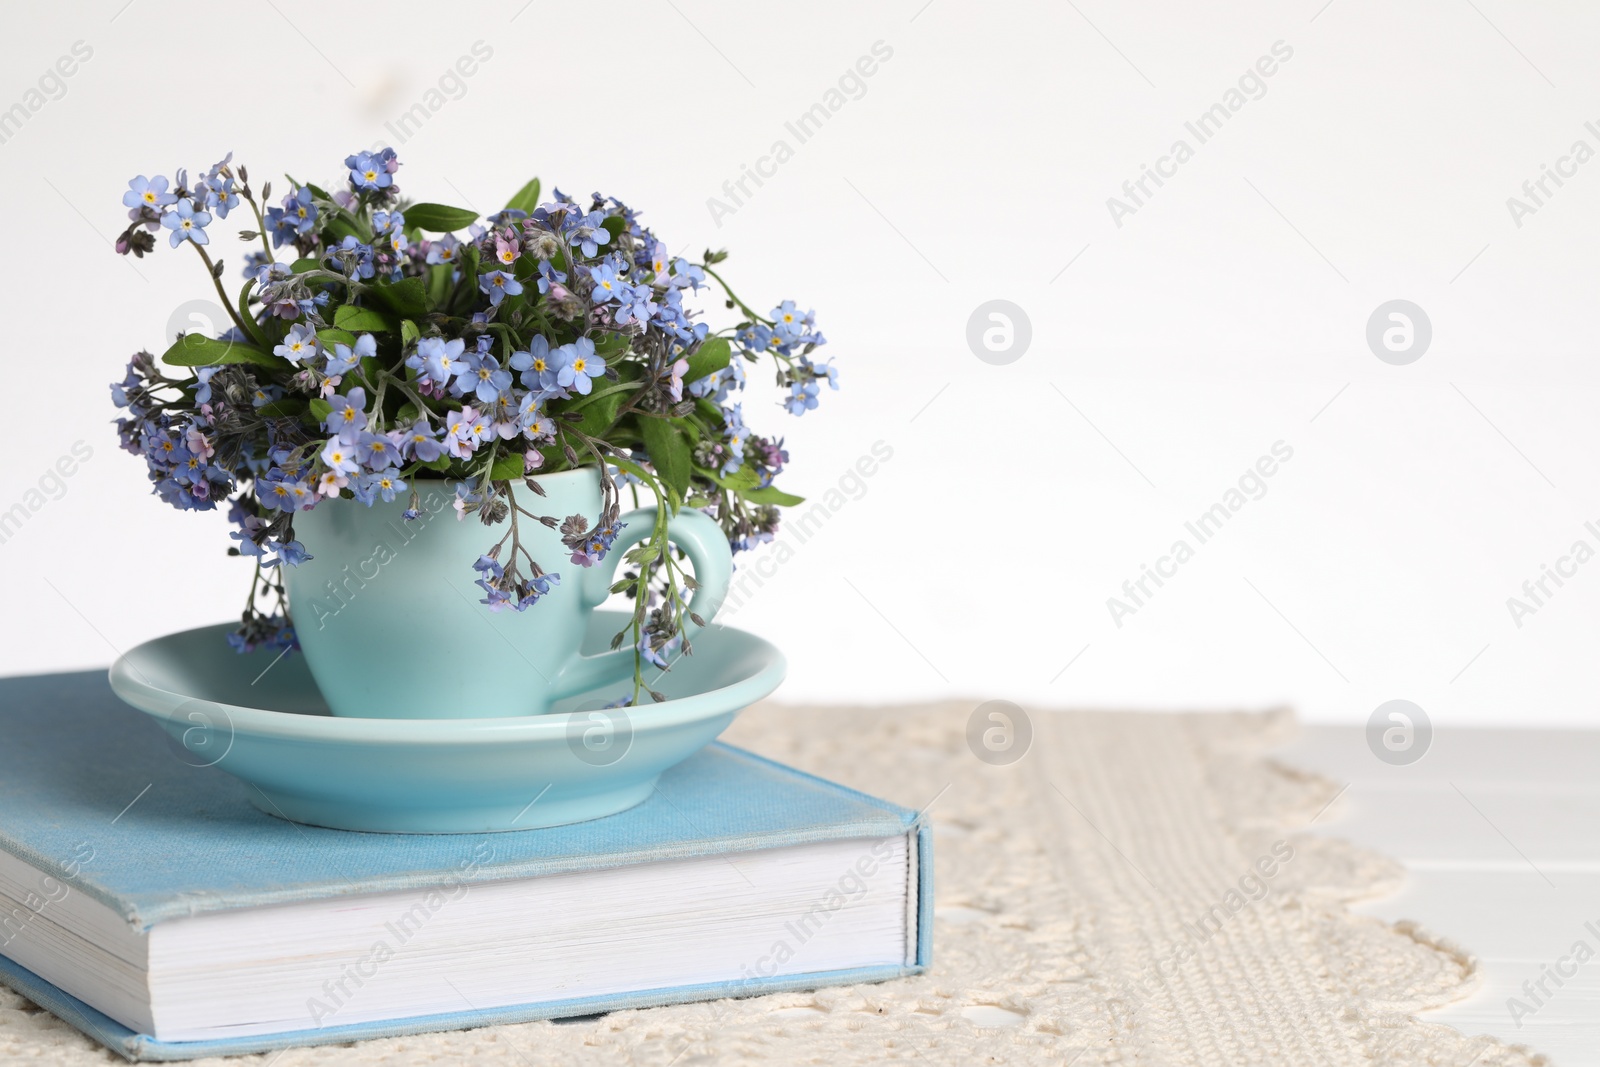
[572,358,587,373]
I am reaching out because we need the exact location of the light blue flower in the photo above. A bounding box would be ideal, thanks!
[589,263,626,303]
[394,421,444,463]
[122,175,176,211]
[354,430,400,470]
[479,269,523,306]
[456,350,513,404]
[320,436,361,475]
[274,324,319,364]
[784,379,820,415]
[415,336,467,387]
[554,337,605,395]
[569,210,611,257]
[325,332,376,378]
[324,387,368,440]
[346,149,396,191]
[425,234,460,265]
[352,468,406,505]
[771,300,804,343]
[162,200,211,247]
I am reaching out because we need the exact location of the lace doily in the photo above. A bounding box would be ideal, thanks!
[0,705,1550,1065]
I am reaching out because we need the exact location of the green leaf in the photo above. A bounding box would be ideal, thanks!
[369,277,429,319]
[396,402,420,425]
[455,246,479,314]
[235,283,274,351]
[608,454,657,487]
[694,398,725,425]
[309,398,332,422]
[640,417,692,503]
[290,257,321,274]
[427,263,453,309]
[490,451,526,481]
[419,454,452,473]
[161,334,279,369]
[333,304,392,332]
[400,319,420,348]
[595,331,632,358]
[739,485,805,507]
[506,177,541,215]
[565,384,627,439]
[255,399,307,418]
[324,214,364,243]
[317,327,357,349]
[684,336,732,384]
[404,203,478,232]
[701,464,759,492]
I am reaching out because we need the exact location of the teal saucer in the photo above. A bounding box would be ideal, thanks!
[107,612,785,833]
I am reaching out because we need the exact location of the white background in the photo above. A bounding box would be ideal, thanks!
[4,0,1600,727]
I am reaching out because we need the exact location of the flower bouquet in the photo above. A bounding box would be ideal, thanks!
[110,148,833,703]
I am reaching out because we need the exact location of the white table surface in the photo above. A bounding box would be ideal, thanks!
[1274,725,1600,1066]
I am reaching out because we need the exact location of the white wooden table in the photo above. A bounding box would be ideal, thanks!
[1274,726,1600,1066]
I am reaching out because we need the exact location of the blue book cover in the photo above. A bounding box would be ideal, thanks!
[0,670,933,1061]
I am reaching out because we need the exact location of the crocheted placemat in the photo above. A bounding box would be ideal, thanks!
[0,705,1551,1065]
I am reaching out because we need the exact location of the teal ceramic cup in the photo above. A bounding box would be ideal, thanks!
[281,467,732,719]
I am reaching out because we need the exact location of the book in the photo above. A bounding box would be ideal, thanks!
[0,669,931,1062]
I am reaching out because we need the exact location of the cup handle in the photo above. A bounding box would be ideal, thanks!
[553,506,733,698]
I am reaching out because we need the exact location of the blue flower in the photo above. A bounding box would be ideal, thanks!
[426,234,460,265]
[510,336,564,392]
[456,350,513,404]
[257,472,312,512]
[274,324,319,364]
[204,175,239,219]
[354,430,400,469]
[771,300,804,343]
[813,358,840,391]
[516,571,559,610]
[352,468,407,505]
[122,175,177,211]
[519,393,556,441]
[162,200,211,247]
[346,149,396,191]
[669,258,705,290]
[326,332,376,377]
[446,407,489,459]
[394,421,444,463]
[193,366,223,405]
[569,211,611,258]
[326,235,376,279]
[555,337,605,395]
[264,539,312,568]
[536,259,567,294]
[324,387,368,440]
[736,323,773,351]
[250,383,284,408]
[284,187,318,234]
[479,269,523,306]
[414,336,467,388]
[320,436,361,475]
[784,379,820,415]
[589,263,626,304]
